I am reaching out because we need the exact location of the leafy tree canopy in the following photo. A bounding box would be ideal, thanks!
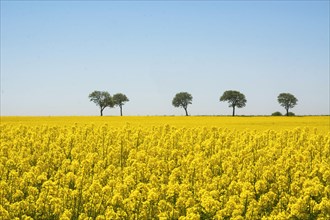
[277,93,298,116]
[89,91,114,116]
[220,90,247,116]
[172,92,193,116]
[113,93,129,116]
[113,93,129,107]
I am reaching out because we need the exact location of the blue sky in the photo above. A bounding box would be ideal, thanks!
[1,1,329,116]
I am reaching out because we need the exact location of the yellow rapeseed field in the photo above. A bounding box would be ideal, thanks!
[0,116,329,219]
[1,116,329,132]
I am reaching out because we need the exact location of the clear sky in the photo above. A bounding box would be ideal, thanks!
[1,1,329,116]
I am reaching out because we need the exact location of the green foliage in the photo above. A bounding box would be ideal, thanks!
[277,93,298,116]
[172,92,193,116]
[288,112,295,116]
[271,111,283,116]
[113,93,129,116]
[220,90,247,116]
[88,91,114,116]
[113,93,129,106]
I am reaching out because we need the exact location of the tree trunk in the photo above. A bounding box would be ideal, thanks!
[286,108,289,116]
[100,108,103,116]
[120,106,123,116]
[184,107,188,116]
[232,106,235,116]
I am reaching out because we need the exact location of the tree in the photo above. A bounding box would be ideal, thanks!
[277,93,298,116]
[113,93,129,116]
[220,90,247,116]
[88,91,114,116]
[172,92,193,116]
[271,111,283,116]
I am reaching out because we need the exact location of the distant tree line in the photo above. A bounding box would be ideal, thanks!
[89,91,129,116]
[171,91,298,116]
[89,90,298,116]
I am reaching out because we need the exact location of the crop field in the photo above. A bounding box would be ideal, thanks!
[1,116,330,132]
[0,116,329,219]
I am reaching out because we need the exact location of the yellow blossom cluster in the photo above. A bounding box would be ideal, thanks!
[0,120,329,219]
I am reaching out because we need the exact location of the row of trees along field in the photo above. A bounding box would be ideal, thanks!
[89,90,298,117]
[89,91,129,116]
